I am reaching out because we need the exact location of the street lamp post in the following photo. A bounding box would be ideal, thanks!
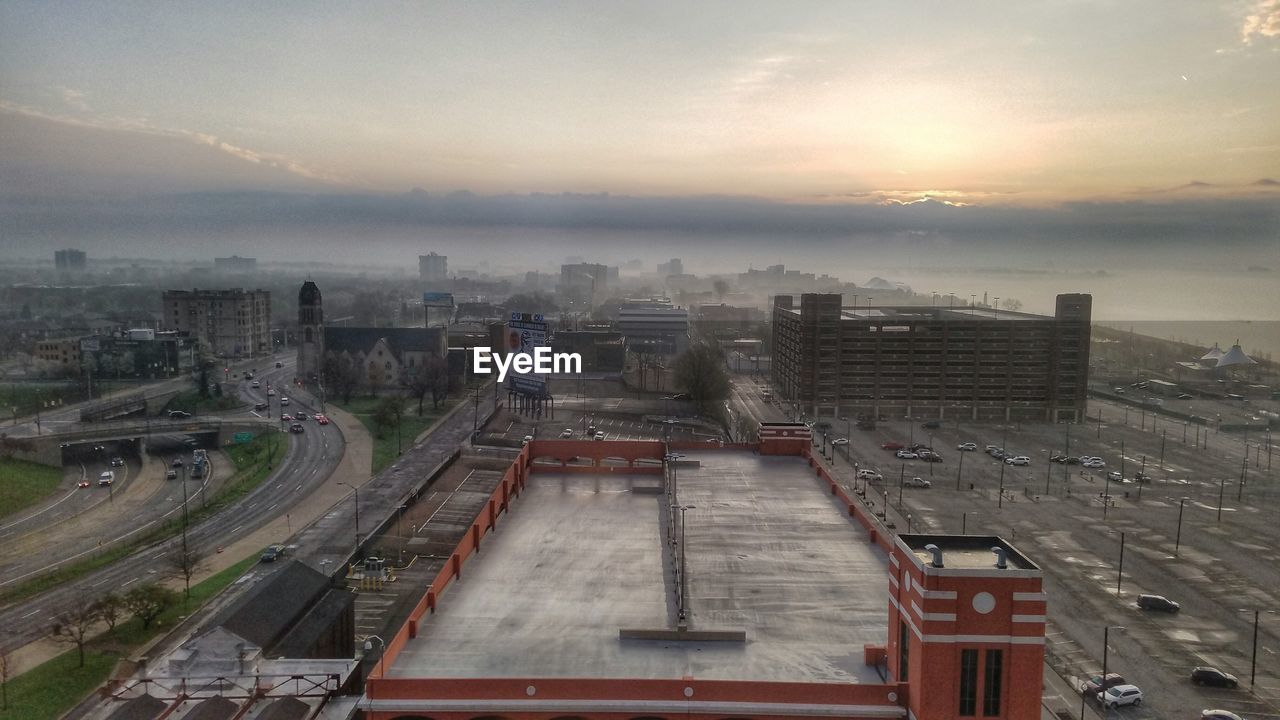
[671,504,696,625]
[1175,497,1189,555]
[997,457,1006,509]
[1098,625,1126,719]
[1239,609,1277,690]
[962,511,976,535]
[956,449,965,491]
[1115,531,1125,596]
[899,463,905,509]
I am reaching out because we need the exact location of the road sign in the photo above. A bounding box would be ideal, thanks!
[234,432,254,444]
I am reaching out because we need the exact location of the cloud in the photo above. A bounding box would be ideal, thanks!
[1242,0,1280,43]
[56,87,90,112]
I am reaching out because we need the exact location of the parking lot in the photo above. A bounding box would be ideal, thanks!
[812,398,1278,720]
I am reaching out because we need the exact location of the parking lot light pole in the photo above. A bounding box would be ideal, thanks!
[1174,497,1189,555]
[1217,473,1227,523]
[997,457,1006,509]
[898,464,905,508]
[955,449,964,491]
[962,511,976,534]
[1239,609,1276,690]
[1115,531,1125,596]
[1096,625,1126,720]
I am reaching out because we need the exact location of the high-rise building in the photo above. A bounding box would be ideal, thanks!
[772,293,1091,422]
[54,248,87,271]
[420,253,448,285]
[657,258,683,276]
[559,263,609,308]
[162,288,272,358]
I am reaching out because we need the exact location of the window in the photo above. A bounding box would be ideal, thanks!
[983,649,1003,716]
[959,648,978,716]
[898,620,909,682]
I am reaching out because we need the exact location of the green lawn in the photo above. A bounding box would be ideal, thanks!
[333,394,458,474]
[0,432,284,605]
[0,458,64,520]
[0,554,259,720]
[165,388,244,415]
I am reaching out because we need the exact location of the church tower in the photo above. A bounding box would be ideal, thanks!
[298,281,324,383]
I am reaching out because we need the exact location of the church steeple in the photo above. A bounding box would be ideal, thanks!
[297,281,324,382]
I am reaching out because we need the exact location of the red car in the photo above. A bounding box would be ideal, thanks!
[881,441,904,451]
[281,413,293,422]
[314,414,329,425]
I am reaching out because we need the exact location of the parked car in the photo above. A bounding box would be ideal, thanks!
[290,423,305,433]
[1096,684,1143,709]
[260,544,286,562]
[1107,470,1123,481]
[1177,393,1194,400]
[1049,453,1067,462]
[1136,594,1180,613]
[904,477,931,488]
[1133,472,1152,483]
[896,450,918,460]
[1191,667,1239,689]
[857,469,883,481]
[984,444,1001,453]
[560,428,574,438]
[521,435,534,446]
[594,431,606,440]
[957,442,978,451]
[831,437,849,446]
[168,410,191,419]
[1082,673,1126,695]
[922,453,944,463]
[1201,710,1243,720]
[920,420,942,429]
[314,414,329,425]
[1063,456,1082,465]
[882,441,904,451]
[1084,459,1106,469]
[1005,455,1031,466]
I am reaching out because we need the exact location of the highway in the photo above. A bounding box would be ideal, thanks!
[0,357,346,657]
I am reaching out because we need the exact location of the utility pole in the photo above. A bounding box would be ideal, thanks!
[1116,531,1125,596]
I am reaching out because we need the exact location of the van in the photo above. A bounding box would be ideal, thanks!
[1136,594,1180,613]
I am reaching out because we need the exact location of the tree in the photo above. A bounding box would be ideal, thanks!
[169,546,206,599]
[401,356,450,415]
[198,363,210,399]
[94,593,124,631]
[124,584,179,630]
[372,395,406,439]
[673,342,731,416]
[322,354,361,404]
[50,597,100,668]
[713,279,730,301]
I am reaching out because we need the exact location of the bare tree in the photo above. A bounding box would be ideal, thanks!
[713,278,730,301]
[169,546,206,599]
[50,597,100,668]
[673,342,731,416]
[124,584,179,630]
[94,593,124,631]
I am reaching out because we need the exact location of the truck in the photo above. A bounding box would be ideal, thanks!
[190,449,208,479]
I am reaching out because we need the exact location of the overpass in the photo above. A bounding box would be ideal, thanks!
[3,416,274,467]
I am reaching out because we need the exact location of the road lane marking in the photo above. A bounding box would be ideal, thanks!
[120,577,139,588]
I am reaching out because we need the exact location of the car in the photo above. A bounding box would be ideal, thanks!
[904,477,931,488]
[1107,470,1123,481]
[281,414,293,422]
[920,420,942,429]
[560,428,574,438]
[1114,387,1126,394]
[290,423,304,433]
[314,414,329,425]
[1178,393,1194,400]
[294,413,307,421]
[110,457,125,467]
[166,469,178,480]
[171,457,184,467]
[97,470,115,486]
[1005,455,1030,466]
[594,431,606,440]
[78,478,91,488]
[254,402,269,411]
[1191,667,1239,689]
[984,444,1001,453]
[909,442,930,451]
[1082,673,1126,695]
[882,441,904,451]
[671,393,692,401]
[275,361,283,368]
[279,397,290,406]
[896,450,918,460]
[831,437,849,446]
[251,380,260,388]
[1049,453,1067,462]
[93,444,107,452]
[521,434,534,446]
[260,544,286,562]
[168,410,192,420]
[857,469,883,481]
[922,453,944,463]
[267,388,276,396]
[957,442,977,451]
[1133,472,1152,483]
[1201,710,1243,720]
[1063,456,1082,465]
[1136,594,1180,612]
[1097,684,1143,709]
[1084,460,1106,469]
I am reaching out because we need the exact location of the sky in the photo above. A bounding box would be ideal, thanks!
[2,1,1279,203]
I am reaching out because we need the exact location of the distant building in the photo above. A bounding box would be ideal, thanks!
[618,299,689,355]
[54,249,87,272]
[551,328,626,372]
[419,253,448,285]
[162,288,272,358]
[772,293,1092,422]
[559,263,609,308]
[213,255,258,272]
[657,258,683,276]
[79,330,198,379]
[35,338,82,370]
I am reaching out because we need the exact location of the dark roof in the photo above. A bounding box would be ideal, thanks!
[105,694,167,720]
[254,697,311,720]
[207,561,329,652]
[325,327,444,358]
[298,281,321,306]
[184,697,238,720]
[272,588,356,658]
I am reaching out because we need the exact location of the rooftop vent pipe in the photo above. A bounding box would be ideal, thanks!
[992,546,1008,569]
[924,543,944,568]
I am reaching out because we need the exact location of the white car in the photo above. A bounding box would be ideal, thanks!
[97,470,115,486]
[957,442,978,451]
[521,434,534,446]
[831,438,849,446]
[559,428,574,438]
[904,477,932,488]
[1107,470,1123,481]
[594,431,606,440]
[1004,455,1031,466]
[1097,684,1143,709]
[857,469,883,481]
[896,450,918,460]
[251,380,260,388]
[1084,460,1106,469]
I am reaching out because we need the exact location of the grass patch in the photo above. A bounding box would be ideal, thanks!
[0,432,285,606]
[0,554,259,720]
[0,458,64,520]
[165,389,243,415]
[333,395,458,474]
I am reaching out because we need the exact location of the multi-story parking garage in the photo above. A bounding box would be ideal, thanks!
[772,294,1092,423]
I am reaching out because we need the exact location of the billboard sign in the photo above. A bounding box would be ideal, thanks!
[423,292,455,307]
[507,312,548,396]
